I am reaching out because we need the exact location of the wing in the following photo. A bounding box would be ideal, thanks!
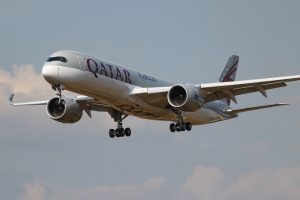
[200,75,300,103]
[8,94,113,118]
[129,75,300,107]
[75,95,113,117]
[130,86,171,107]
[8,94,48,106]
[224,103,289,114]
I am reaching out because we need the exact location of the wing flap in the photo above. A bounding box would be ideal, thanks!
[75,95,112,112]
[203,81,287,103]
[130,86,171,95]
[201,75,300,90]
[130,86,171,108]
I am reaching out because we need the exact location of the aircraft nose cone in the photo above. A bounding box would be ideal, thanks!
[42,64,59,84]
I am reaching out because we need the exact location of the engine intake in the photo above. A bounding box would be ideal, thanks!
[47,97,83,123]
[167,84,203,112]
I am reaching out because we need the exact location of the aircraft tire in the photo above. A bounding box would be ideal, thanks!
[170,123,176,132]
[125,128,131,137]
[176,123,181,132]
[109,129,115,138]
[115,129,121,137]
[120,128,125,137]
[185,122,192,131]
[180,123,186,131]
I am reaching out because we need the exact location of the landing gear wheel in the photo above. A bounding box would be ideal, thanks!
[185,122,192,131]
[109,129,115,138]
[115,129,121,137]
[115,128,124,137]
[170,123,176,132]
[180,123,186,131]
[170,109,193,133]
[176,123,181,132]
[120,128,125,137]
[170,121,192,133]
[125,128,131,137]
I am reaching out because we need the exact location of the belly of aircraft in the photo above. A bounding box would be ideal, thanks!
[57,66,225,125]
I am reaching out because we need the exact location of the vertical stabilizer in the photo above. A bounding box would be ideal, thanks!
[219,55,239,105]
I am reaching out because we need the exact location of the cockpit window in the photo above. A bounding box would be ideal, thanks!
[46,56,68,63]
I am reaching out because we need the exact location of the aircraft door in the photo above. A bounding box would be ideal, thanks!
[77,55,86,71]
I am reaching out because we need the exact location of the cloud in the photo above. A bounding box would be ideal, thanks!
[20,180,47,200]
[20,177,167,200]
[0,64,49,95]
[181,166,224,200]
[0,65,50,112]
[19,166,300,200]
[180,165,300,200]
[226,168,300,200]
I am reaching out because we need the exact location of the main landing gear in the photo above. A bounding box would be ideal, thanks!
[169,110,192,133]
[109,110,132,138]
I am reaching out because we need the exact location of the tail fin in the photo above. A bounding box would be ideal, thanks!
[219,55,239,105]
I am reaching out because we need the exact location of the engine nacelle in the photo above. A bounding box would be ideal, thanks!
[47,97,83,123]
[167,84,204,112]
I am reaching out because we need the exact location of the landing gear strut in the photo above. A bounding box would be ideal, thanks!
[169,110,192,133]
[109,110,132,138]
[52,84,64,104]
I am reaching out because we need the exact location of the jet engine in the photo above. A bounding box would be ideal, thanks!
[47,97,83,123]
[167,84,204,112]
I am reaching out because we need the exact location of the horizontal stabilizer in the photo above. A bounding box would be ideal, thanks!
[224,103,289,114]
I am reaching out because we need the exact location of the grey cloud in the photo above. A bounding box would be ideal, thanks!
[181,165,300,200]
[20,180,47,200]
[20,177,167,200]
[0,65,50,113]
[19,166,300,200]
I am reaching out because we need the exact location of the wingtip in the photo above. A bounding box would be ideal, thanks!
[8,93,15,105]
[278,103,290,106]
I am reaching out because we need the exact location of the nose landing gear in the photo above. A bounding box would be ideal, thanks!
[52,84,64,104]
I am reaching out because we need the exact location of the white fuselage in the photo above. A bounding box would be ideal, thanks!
[42,50,234,125]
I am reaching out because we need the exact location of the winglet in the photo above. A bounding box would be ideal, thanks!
[8,93,15,105]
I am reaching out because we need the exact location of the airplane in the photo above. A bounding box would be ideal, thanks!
[8,50,300,138]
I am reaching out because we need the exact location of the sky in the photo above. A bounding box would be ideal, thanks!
[1,0,300,200]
